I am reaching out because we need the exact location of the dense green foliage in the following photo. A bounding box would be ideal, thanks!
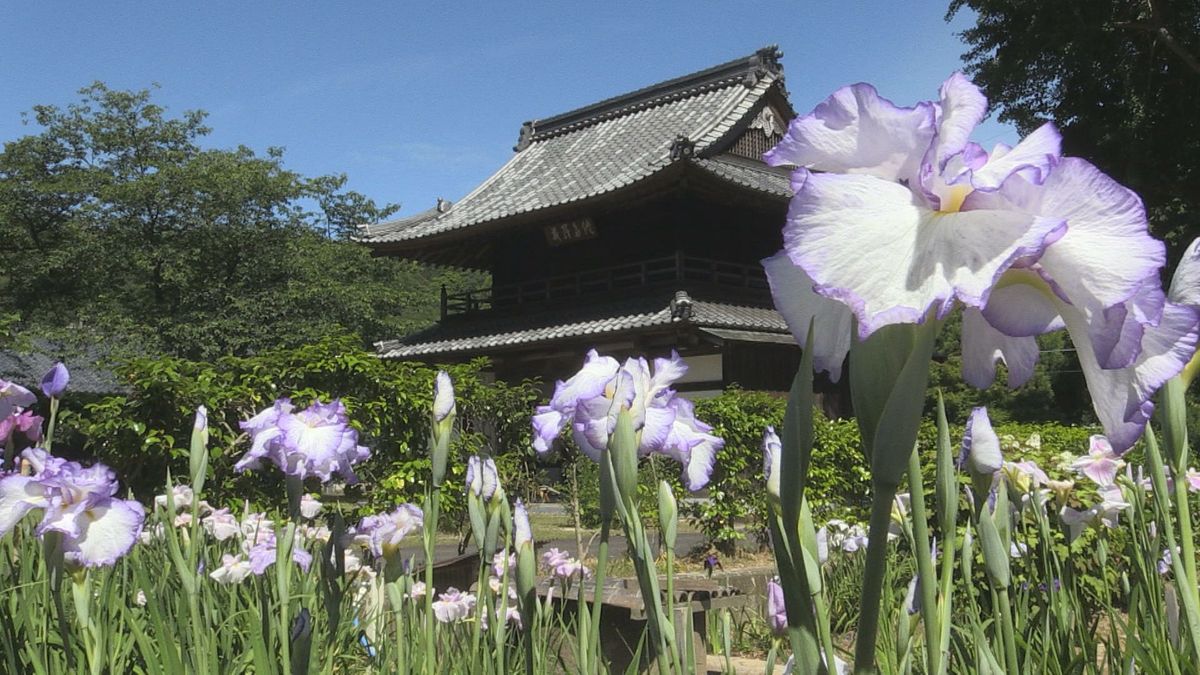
[678,387,1097,552]
[947,0,1200,259]
[61,336,542,526]
[928,313,1089,425]
[0,83,479,360]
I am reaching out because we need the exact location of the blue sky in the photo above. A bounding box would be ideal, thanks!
[0,2,1014,218]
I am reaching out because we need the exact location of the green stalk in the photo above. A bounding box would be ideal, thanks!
[1145,428,1200,656]
[43,397,59,453]
[996,588,1019,675]
[423,489,439,675]
[70,574,99,675]
[588,522,609,674]
[1161,377,1199,609]
[768,514,823,675]
[906,446,940,675]
[812,591,838,673]
[665,545,675,668]
[931,393,956,674]
[853,481,898,674]
[276,521,296,675]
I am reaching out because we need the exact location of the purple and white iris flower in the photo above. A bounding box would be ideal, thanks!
[0,447,144,568]
[0,410,43,451]
[202,508,241,541]
[299,494,323,520]
[356,504,424,560]
[1069,435,1126,487]
[155,484,195,512]
[541,547,590,580]
[210,554,254,584]
[762,426,782,502]
[1059,484,1130,542]
[235,398,370,484]
[0,380,35,420]
[492,551,516,578]
[245,529,313,575]
[432,587,476,623]
[766,577,787,635]
[40,362,69,399]
[960,407,1004,478]
[466,455,500,501]
[1186,468,1200,493]
[762,73,1200,453]
[434,371,456,423]
[513,499,532,550]
[531,350,723,491]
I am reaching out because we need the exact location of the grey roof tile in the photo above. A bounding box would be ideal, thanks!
[0,341,126,396]
[691,156,792,197]
[376,292,788,359]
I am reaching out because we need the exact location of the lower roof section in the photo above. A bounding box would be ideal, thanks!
[375,290,790,360]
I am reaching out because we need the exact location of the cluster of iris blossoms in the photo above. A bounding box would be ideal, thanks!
[761,73,1200,454]
[532,350,723,491]
[0,364,147,569]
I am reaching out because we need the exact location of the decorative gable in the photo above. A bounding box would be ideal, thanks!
[726,105,787,162]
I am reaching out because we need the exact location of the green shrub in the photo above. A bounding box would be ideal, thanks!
[681,387,1101,553]
[63,335,543,529]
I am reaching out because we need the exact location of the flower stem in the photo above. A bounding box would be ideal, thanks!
[996,587,1019,675]
[424,489,439,675]
[906,447,940,675]
[1145,429,1200,656]
[588,518,609,674]
[854,480,898,674]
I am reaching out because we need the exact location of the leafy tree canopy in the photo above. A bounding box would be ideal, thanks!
[0,83,479,359]
[948,0,1200,259]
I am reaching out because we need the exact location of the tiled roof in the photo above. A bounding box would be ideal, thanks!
[693,156,792,197]
[361,46,791,245]
[375,291,789,359]
[0,342,126,396]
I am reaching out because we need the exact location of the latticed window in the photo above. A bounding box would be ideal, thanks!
[728,128,782,161]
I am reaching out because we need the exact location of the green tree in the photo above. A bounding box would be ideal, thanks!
[0,83,474,359]
[947,0,1200,260]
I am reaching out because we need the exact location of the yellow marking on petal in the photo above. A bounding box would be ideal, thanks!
[1182,352,1200,389]
[937,184,972,214]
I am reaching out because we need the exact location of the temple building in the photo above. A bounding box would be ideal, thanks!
[360,46,802,396]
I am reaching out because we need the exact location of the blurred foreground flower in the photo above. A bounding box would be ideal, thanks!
[762,72,1200,453]
[531,350,723,490]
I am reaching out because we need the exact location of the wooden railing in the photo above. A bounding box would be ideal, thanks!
[440,253,768,318]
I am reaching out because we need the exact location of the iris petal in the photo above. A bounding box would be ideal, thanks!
[961,308,1039,389]
[784,171,1065,338]
[762,251,853,381]
[64,498,144,568]
[765,82,935,184]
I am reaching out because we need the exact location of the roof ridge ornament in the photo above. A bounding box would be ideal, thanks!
[671,290,694,321]
[670,135,696,160]
[514,121,536,152]
[744,45,784,87]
